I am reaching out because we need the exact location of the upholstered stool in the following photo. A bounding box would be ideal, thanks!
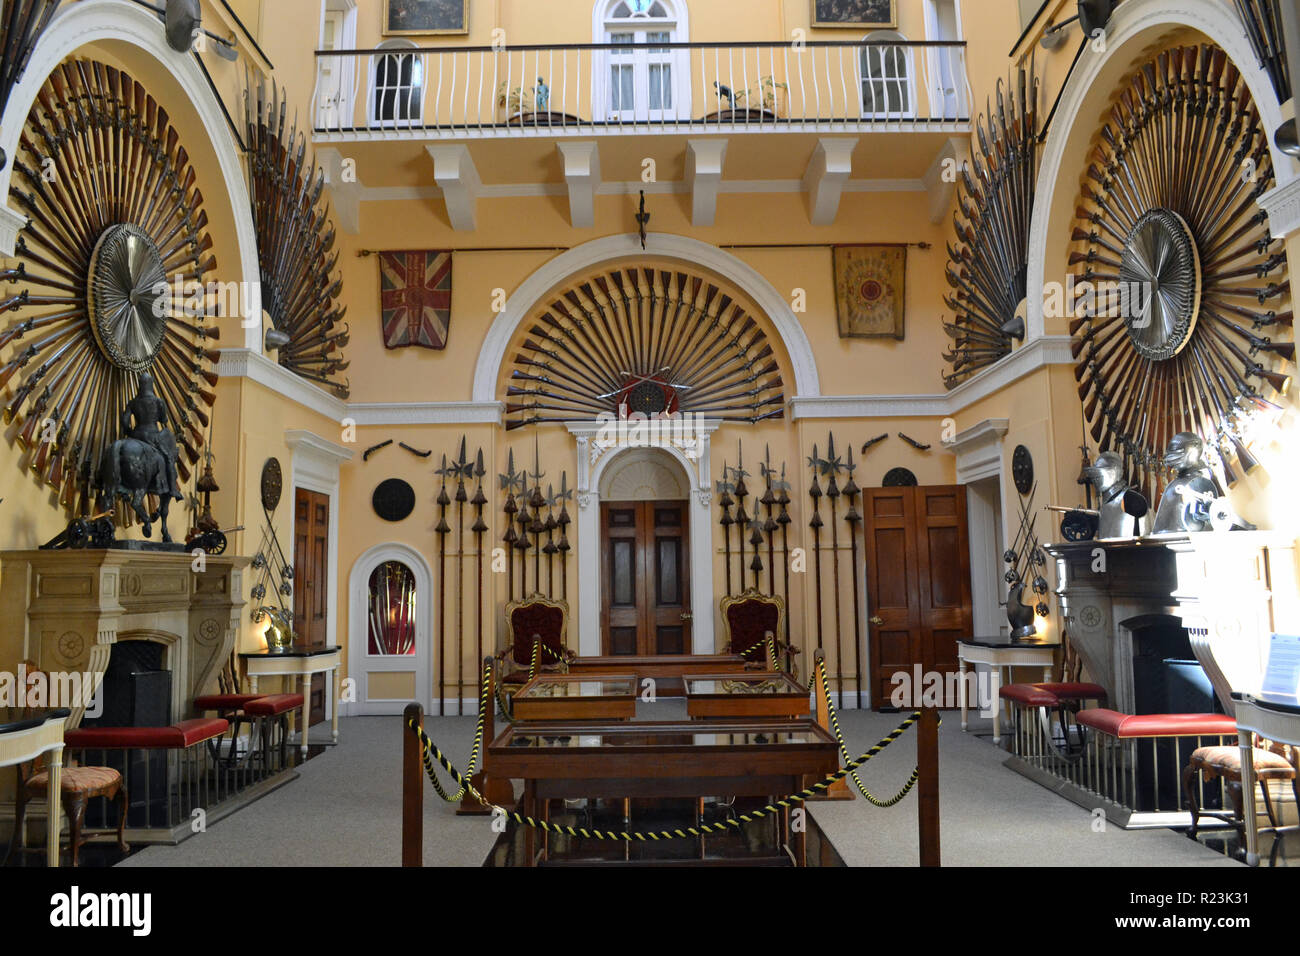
[1182,744,1298,837]
[998,683,1106,767]
[244,694,305,769]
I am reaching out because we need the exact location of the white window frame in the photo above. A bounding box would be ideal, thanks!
[593,0,691,123]
[314,0,358,130]
[921,0,969,119]
[368,38,426,128]
[858,31,917,119]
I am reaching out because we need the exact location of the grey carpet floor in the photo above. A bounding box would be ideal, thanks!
[117,707,1242,867]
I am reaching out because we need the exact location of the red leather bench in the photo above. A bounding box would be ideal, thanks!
[66,718,230,750]
[999,682,1107,766]
[1075,709,1235,739]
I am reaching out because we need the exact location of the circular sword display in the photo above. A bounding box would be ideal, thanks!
[1,60,220,515]
[1070,44,1293,500]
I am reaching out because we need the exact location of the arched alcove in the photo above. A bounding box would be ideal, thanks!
[347,542,434,714]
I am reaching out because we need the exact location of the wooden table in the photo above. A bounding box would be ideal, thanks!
[568,654,751,697]
[684,672,810,719]
[956,637,1058,744]
[240,646,341,753]
[513,674,638,722]
[1,708,69,866]
[1233,693,1300,866]
[488,719,837,866]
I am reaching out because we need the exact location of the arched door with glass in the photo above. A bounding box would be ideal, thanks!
[351,554,431,714]
[601,0,685,123]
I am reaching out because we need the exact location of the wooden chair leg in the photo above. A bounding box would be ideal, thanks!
[114,786,130,854]
[63,793,87,868]
[1226,780,1245,839]
[1182,762,1201,837]
[1259,780,1280,830]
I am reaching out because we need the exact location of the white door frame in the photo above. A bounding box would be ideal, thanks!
[946,418,1010,638]
[566,420,719,656]
[347,543,434,715]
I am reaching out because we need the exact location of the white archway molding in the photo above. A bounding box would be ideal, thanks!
[346,542,435,716]
[1026,0,1294,342]
[566,419,719,656]
[0,0,263,350]
[472,232,822,407]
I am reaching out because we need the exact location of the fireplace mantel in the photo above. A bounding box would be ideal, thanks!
[1046,532,1300,715]
[0,549,249,728]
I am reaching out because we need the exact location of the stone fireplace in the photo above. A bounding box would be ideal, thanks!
[0,549,248,729]
[1046,532,1300,714]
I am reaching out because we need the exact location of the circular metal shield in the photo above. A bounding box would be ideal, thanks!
[373,478,416,522]
[1118,208,1202,361]
[261,458,283,511]
[87,223,169,372]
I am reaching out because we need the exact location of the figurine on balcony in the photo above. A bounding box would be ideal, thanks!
[1081,451,1147,538]
[99,372,183,544]
[1153,432,1219,534]
[535,77,549,112]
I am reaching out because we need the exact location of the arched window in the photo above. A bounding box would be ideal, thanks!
[596,0,689,122]
[367,561,418,656]
[860,32,915,118]
[370,39,424,127]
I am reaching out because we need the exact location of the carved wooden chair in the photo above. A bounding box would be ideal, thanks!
[1183,739,1299,839]
[497,593,575,692]
[719,589,796,677]
[4,662,129,867]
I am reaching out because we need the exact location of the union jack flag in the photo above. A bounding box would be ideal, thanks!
[379,250,452,350]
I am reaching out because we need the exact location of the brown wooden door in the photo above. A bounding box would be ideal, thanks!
[600,501,691,656]
[863,486,971,708]
[294,488,330,726]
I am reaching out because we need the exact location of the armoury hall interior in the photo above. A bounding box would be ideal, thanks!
[1,0,1299,877]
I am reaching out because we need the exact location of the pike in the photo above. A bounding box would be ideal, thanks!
[824,433,845,703]
[434,454,452,715]
[454,437,468,716]
[528,437,546,592]
[717,461,735,598]
[732,443,749,595]
[843,447,865,708]
[555,473,573,601]
[775,464,793,653]
[542,485,557,595]
[471,450,488,688]
[760,446,777,596]
[499,449,520,602]
[807,443,825,655]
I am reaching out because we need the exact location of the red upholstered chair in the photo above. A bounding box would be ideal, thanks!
[719,589,796,676]
[4,662,128,867]
[498,594,574,690]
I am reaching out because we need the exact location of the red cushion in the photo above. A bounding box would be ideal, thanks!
[1076,708,1237,738]
[194,694,263,711]
[245,694,304,717]
[1034,682,1107,701]
[172,718,230,746]
[66,718,229,749]
[999,684,1059,706]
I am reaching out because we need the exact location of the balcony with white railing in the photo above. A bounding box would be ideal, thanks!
[311,39,971,140]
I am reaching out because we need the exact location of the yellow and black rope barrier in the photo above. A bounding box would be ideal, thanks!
[424,659,493,803]
[406,709,922,842]
[815,656,931,808]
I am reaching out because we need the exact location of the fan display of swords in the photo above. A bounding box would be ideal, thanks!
[499,441,571,604]
[1004,483,1050,640]
[1,59,220,517]
[434,438,495,715]
[243,76,349,398]
[944,61,1041,388]
[1070,45,1293,503]
[804,434,866,707]
[503,267,784,429]
[0,1,63,166]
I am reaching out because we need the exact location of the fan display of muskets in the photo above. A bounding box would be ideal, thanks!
[243,76,349,398]
[503,267,785,430]
[2,60,221,516]
[1070,45,1294,502]
[0,1,62,165]
[944,61,1041,388]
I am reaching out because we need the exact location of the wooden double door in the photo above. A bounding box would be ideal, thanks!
[293,488,330,726]
[862,485,972,708]
[600,501,691,656]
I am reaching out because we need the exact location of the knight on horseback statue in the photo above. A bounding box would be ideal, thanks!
[99,372,183,543]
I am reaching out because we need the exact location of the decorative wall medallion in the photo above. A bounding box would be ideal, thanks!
[260,458,283,511]
[1078,605,1103,630]
[1117,209,1202,361]
[197,618,223,645]
[372,478,417,522]
[57,631,85,663]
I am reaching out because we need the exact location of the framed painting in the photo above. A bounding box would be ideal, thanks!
[383,0,468,36]
[811,0,897,29]
[832,244,907,340]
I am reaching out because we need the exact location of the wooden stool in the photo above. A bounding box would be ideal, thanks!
[7,765,129,867]
[1182,744,1298,837]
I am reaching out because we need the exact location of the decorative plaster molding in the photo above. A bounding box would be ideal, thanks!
[803,138,857,226]
[218,348,348,422]
[946,418,1010,485]
[557,141,601,229]
[0,204,26,253]
[686,138,728,227]
[1259,177,1300,239]
[347,401,504,426]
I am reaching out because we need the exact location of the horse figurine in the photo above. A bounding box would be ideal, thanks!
[99,373,183,543]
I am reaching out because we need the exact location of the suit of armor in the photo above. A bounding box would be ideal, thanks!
[1153,433,1217,533]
